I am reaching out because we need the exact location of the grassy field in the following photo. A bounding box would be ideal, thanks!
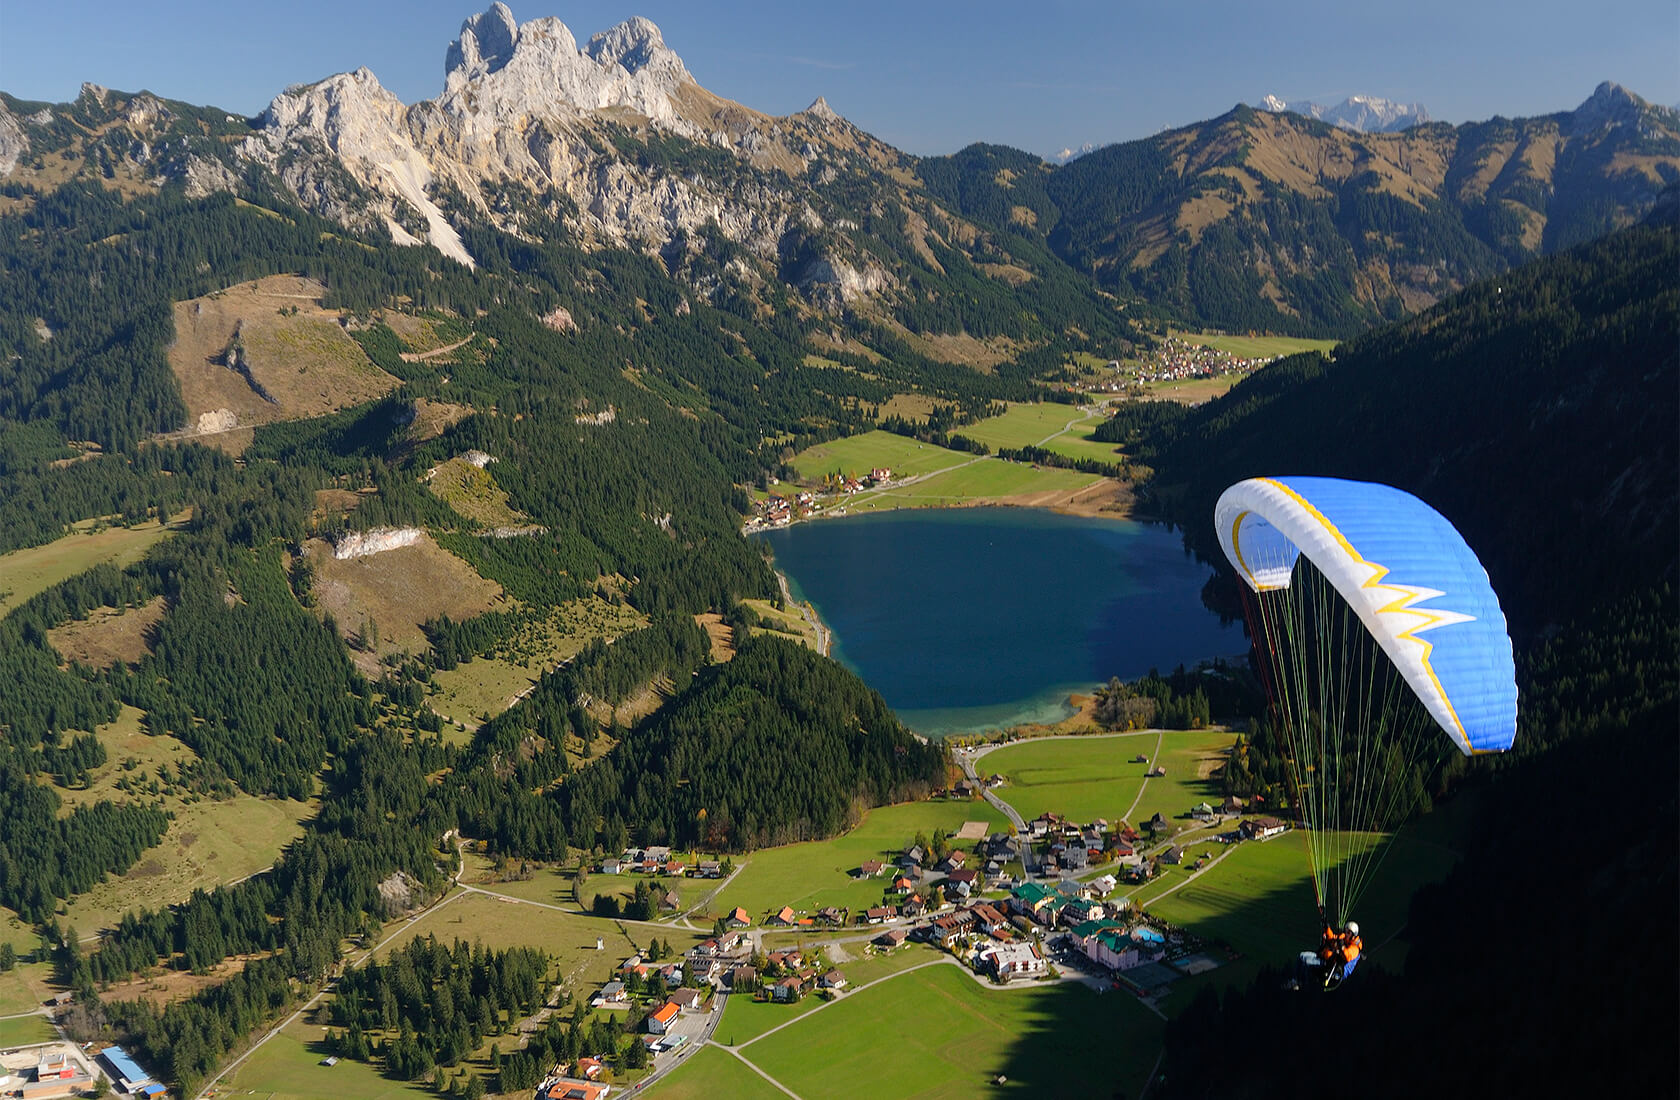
[427,598,645,733]
[644,1044,787,1100]
[789,431,970,483]
[226,883,692,1100]
[1142,816,1466,1013]
[220,1016,437,1100]
[739,599,822,651]
[0,1013,57,1047]
[379,890,702,995]
[1140,375,1249,404]
[739,961,1165,1100]
[0,962,51,1016]
[707,801,1007,923]
[0,514,185,617]
[46,706,315,938]
[717,988,825,1046]
[306,533,506,673]
[424,457,527,528]
[843,459,1102,513]
[982,732,1159,824]
[1174,330,1340,359]
[1120,729,1239,831]
[957,402,1122,465]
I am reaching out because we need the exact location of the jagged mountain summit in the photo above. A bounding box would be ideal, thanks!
[1258,92,1430,132]
[241,2,913,292]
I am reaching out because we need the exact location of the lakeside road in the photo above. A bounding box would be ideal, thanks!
[774,569,832,657]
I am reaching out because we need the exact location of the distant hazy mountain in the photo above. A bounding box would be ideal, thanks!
[1049,142,1099,164]
[1259,93,1430,133]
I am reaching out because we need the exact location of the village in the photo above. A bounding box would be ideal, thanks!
[744,467,896,530]
[529,787,1293,1098]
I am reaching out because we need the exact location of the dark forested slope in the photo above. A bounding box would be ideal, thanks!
[1106,216,1678,636]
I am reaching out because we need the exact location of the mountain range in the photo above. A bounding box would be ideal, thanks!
[1257,93,1430,132]
[2,3,1677,344]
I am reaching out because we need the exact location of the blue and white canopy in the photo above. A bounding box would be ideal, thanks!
[1215,476,1517,756]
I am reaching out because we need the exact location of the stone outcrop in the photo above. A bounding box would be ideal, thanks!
[0,101,27,176]
[333,526,424,559]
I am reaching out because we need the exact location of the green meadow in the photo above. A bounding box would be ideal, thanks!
[789,431,970,483]
[643,1044,787,1100]
[851,459,1100,510]
[738,961,1165,1100]
[0,1013,56,1047]
[981,732,1158,824]
[706,800,1007,923]
[958,402,1123,465]
[1173,329,1340,359]
[0,513,186,617]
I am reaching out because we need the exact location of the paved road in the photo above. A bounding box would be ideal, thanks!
[625,989,731,1095]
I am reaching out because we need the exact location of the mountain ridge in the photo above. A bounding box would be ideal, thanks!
[1,6,1675,341]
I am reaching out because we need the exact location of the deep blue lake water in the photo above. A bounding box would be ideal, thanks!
[755,507,1243,737]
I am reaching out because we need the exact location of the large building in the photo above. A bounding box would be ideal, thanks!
[976,940,1047,982]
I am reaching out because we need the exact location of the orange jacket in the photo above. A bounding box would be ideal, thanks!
[1339,935,1362,963]
[1320,927,1340,963]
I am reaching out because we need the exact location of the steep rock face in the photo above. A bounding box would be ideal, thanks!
[0,100,26,176]
[247,68,474,266]
[244,3,898,296]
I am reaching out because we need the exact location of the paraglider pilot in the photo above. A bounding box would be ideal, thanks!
[1294,911,1361,990]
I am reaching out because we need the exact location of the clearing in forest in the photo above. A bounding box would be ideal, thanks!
[426,597,646,734]
[35,706,314,940]
[423,456,527,528]
[739,598,821,651]
[305,533,506,674]
[45,595,168,668]
[165,275,401,451]
[0,513,187,618]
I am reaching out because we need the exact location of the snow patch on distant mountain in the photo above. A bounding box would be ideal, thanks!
[1049,142,1100,164]
[1259,94,1430,133]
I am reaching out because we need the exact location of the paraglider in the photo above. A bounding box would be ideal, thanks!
[1214,476,1517,988]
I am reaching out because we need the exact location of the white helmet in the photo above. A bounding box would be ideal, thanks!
[1345,921,1359,936]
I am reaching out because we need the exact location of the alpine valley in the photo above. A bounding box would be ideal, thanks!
[0,5,1673,1100]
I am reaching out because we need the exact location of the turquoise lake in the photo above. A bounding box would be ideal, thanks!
[755,507,1244,737]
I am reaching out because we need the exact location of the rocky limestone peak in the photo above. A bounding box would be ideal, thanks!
[800,96,839,123]
[252,67,475,268]
[439,4,691,121]
[1568,81,1645,135]
[585,16,690,85]
[446,2,520,85]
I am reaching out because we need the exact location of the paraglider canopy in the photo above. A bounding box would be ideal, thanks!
[1215,476,1517,756]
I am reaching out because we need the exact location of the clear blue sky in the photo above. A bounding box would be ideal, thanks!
[2,0,1675,157]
